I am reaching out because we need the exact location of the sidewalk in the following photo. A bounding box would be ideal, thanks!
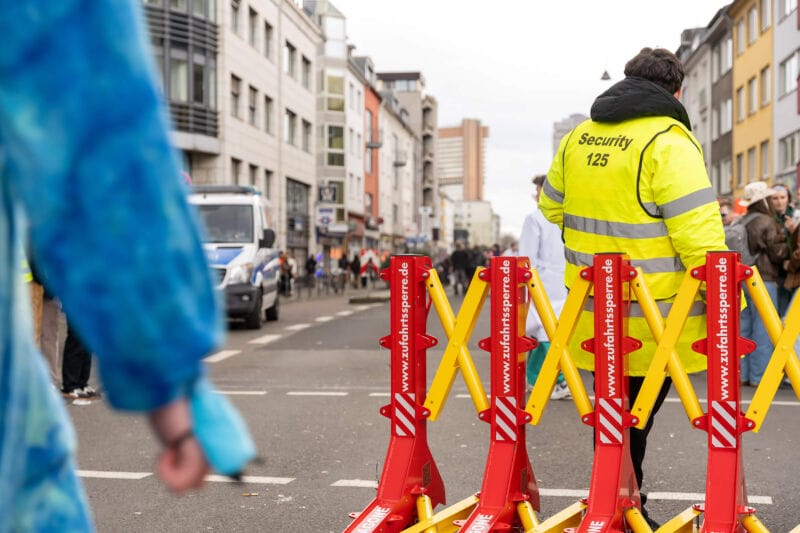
[281,281,390,305]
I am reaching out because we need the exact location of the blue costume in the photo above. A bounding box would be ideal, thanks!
[0,1,255,530]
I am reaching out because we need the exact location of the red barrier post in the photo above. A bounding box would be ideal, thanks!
[344,255,444,532]
[690,251,757,532]
[459,256,539,532]
[573,254,642,533]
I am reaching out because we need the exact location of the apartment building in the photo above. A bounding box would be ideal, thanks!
[774,0,800,192]
[143,0,322,261]
[353,56,383,251]
[707,8,735,197]
[730,0,774,197]
[303,0,367,263]
[552,114,588,156]
[377,72,441,249]
[377,93,416,251]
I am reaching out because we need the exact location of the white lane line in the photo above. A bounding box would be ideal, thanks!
[78,470,153,480]
[285,323,311,331]
[536,488,771,504]
[353,305,370,311]
[218,390,267,396]
[205,474,294,485]
[369,392,390,397]
[316,316,334,322]
[336,310,354,317]
[332,479,378,488]
[205,350,242,363]
[287,391,348,396]
[248,334,282,345]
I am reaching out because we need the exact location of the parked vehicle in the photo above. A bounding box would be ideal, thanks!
[189,185,279,329]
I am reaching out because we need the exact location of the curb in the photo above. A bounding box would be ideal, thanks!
[348,290,391,304]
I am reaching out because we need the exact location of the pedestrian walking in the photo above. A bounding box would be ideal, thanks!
[61,320,98,399]
[0,1,256,529]
[450,242,470,296]
[350,253,361,289]
[538,47,726,528]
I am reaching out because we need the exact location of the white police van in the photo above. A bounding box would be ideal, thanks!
[189,185,280,329]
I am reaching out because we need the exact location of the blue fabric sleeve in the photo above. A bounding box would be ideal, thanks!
[0,0,224,411]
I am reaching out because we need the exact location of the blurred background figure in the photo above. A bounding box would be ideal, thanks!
[770,183,796,315]
[719,197,738,226]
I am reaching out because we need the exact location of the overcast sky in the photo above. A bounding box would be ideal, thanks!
[331,0,727,239]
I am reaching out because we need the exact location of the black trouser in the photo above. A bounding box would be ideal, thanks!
[593,375,672,493]
[62,323,91,392]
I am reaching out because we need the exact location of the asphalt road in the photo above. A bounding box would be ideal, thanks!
[68,288,800,532]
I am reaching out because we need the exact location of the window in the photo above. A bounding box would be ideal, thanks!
[761,0,771,30]
[231,158,241,184]
[248,8,258,47]
[230,75,241,118]
[169,47,188,102]
[779,52,799,97]
[782,0,798,17]
[264,169,273,199]
[264,22,273,60]
[737,20,746,54]
[326,72,345,111]
[302,120,311,152]
[264,95,273,134]
[748,147,757,182]
[748,77,758,114]
[170,0,187,11]
[284,109,296,145]
[192,53,206,105]
[736,86,745,121]
[284,41,296,77]
[721,37,733,74]
[301,56,311,89]
[327,126,344,166]
[748,7,758,44]
[736,153,744,186]
[719,98,731,133]
[230,0,240,34]
[711,107,719,140]
[192,0,213,20]
[349,82,355,109]
[760,141,770,179]
[760,66,771,106]
[248,86,257,126]
[365,146,372,173]
[720,158,732,194]
[778,130,800,172]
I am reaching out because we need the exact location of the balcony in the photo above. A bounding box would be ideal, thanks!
[393,150,408,167]
[366,128,383,149]
[169,102,219,137]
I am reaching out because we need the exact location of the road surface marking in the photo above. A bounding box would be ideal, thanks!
[353,305,370,311]
[336,310,354,317]
[248,334,282,345]
[205,474,294,484]
[218,390,267,395]
[78,470,152,480]
[332,479,378,488]
[287,391,349,396]
[315,316,334,322]
[285,323,311,331]
[369,392,390,397]
[205,350,241,363]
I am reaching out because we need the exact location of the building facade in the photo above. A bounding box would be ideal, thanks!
[144,0,322,262]
[437,119,489,202]
[730,0,774,197]
[774,0,800,193]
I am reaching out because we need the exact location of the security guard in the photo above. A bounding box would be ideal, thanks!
[539,47,726,528]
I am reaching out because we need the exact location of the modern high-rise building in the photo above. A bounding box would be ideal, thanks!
[437,118,488,202]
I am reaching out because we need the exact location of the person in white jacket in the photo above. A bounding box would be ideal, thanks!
[519,175,570,399]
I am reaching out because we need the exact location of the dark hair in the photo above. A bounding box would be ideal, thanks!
[532,174,546,187]
[748,198,773,216]
[624,47,684,94]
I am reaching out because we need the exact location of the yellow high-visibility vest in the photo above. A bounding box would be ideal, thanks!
[540,115,727,375]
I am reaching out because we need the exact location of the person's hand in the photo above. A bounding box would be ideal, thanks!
[785,217,798,234]
[148,397,210,492]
